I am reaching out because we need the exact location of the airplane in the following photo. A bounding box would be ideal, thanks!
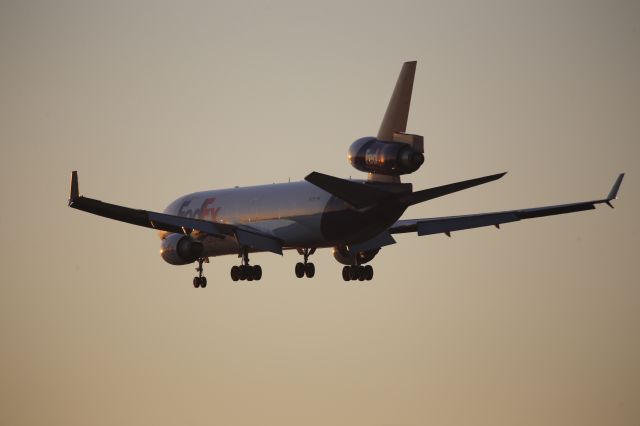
[68,61,625,288]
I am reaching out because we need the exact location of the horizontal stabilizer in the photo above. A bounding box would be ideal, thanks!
[399,172,507,206]
[305,171,396,209]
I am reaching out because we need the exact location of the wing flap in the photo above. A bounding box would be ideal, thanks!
[417,212,520,236]
[235,228,283,255]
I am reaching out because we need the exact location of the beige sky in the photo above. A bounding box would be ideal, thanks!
[1,1,639,425]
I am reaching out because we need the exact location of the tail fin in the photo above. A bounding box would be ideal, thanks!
[377,61,417,141]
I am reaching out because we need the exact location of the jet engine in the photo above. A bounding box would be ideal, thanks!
[333,245,379,265]
[160,233,204,265]
[348,135,424,176]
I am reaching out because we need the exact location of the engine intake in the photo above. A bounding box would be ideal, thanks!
[160,234,204,265]
[348,136,424,176]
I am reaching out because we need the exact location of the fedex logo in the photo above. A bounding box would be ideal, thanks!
[178,198,221,221]
[365,147,382,166]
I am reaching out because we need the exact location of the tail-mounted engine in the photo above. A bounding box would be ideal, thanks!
[348,133,424,177]
[351,61,424,183]
[160,233,204,265]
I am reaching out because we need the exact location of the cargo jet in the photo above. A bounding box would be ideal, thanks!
[69,61,624,287]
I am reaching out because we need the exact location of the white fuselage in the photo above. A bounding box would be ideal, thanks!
[161,181,352,257]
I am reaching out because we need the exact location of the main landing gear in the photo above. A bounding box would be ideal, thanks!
[193,257,208,288]
[295,248,316,278]
[230,247,262,282]
[342,264,374,281]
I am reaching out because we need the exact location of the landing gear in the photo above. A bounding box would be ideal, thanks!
[231,264,262,281]
[193,258,208,288]
[295,248,316,278]
[342,264,373,281]
[231,247,262,282]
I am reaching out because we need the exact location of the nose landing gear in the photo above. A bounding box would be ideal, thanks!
[231,247,262,282]
[295,248,316,278]
[193,257,208,288]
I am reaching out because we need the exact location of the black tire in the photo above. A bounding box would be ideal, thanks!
[193,277,200,288]
[305,262,315,278]
[295,262,305,278]
[364,265,373,281]
[348,265,359,281]
[357,266,366,281]
[231,265,240,281]
[238,265,247,281]
[253,265,262,281]
[342,266,351,281]
[246,265,254,281]
[200,277,207,288]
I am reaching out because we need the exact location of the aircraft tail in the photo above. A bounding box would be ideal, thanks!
[377,61,417,141]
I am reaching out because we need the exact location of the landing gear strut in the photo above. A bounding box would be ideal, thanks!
[193,257,208,288]
[342,264,373,281]
[295,248,316,278]
[230,246,262,282]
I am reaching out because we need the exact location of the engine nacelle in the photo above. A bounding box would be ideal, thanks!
[333,245,379,266]
[348,136,424,176]
[160,234,204,265]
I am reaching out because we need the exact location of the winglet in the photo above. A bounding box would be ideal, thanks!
[70,171,79,202]
[607,173,625,201]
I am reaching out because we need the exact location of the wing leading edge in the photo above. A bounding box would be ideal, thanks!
[390,173,625,237]
[68,171,284,255]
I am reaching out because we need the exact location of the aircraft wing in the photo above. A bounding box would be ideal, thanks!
[389,174,624,237]
[68,171,284,254]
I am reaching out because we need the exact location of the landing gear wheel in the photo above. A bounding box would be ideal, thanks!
[364,265,373,281]
[246,265,254,281]
[232,246,262,282]
[304,262,315,278]
[231,265,240,281]
[342,266,350,281]
[253,265,262,281]
[295,248,316,278]
[357,266,366,281]
[238,265,247,281]
[348,265,359,281]
[193,257,208,288]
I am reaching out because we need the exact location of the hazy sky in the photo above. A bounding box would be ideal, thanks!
[1,1,639,425]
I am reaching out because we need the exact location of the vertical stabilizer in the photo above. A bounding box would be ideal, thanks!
[377,61,417,141]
